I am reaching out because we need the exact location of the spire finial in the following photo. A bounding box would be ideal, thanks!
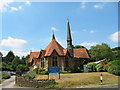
[52,31,55,40]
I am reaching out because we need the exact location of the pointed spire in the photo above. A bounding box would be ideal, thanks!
[67,19,72,41]
[52,31,56,40]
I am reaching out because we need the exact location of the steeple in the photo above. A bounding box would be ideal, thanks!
[67,19,73,49]
[67,19,72,41]
[67,19,73,57]
[52,31,56,40]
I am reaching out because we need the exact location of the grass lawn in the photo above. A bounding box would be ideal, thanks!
[35,72,119,88]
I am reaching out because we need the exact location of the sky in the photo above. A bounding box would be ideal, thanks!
[0,1,119,57]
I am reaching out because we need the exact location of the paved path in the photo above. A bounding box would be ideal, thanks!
[0,76,25,89]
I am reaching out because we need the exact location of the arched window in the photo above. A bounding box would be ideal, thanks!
[52,56,58,66]
[41,58,44,68]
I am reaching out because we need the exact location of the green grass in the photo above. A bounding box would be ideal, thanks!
[35,72,119,88]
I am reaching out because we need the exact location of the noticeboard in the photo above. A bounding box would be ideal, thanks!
[48,66,60,73]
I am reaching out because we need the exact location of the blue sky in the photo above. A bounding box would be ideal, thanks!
[0,1,118,56]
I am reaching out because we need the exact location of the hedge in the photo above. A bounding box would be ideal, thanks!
[106,60,120,76]
[86,62,97,72]
[23,71,36,79]
[2,72,11,79]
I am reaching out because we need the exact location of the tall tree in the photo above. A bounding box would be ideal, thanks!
[89,43,113,61]
[3,51,15,64]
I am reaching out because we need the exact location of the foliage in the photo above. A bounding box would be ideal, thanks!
[60,71,69,74]
[74,45,85,48]
[3,51,15,64]
[89,43,113,61]
[95,63,103,72]
[2,72,11,79]
[23,71,36,79]
[44,84,58,89]
[106,60,120,76]
[2,51,29,72]
[40,71,48,75]
[65,66,73,72]
[12,56,20,71]
[37,68,48,75]
[86,62,97,72]
[16,64,28,72]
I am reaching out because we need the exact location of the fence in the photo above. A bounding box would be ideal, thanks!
[15,76,56,88]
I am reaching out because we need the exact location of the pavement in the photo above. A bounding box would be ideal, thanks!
[0,76,25,89]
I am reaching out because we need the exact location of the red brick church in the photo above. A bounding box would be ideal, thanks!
[28,20,90,71]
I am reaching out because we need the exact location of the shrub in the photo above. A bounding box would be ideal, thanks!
[60,71,69,74]
[23,71,36,79]
[44,84,58,89]
[37,68,46,74]
[95,63,103,72]
[40,71,48,75]
[86,62,97,72]
[2,72,11,79]
[107,60,120,76]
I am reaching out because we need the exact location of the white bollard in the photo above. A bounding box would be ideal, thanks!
[100,73,103,84]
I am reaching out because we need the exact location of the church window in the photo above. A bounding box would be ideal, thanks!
[41,58,44,68]
[52,56,58,66]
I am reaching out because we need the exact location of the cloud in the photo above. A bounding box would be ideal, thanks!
[93,3,106,9]
[90,30,95,33]
[10,7,18,11]
[110,31,120,42]
[80,42,98,46]
[0,37,27,48]
[10,6,22,11]
[0,0,13,12]
[81,2,86,8]
[25,1,31,5]
[0,0,30,12]
[83,29,96,34]
[51,27,57,31]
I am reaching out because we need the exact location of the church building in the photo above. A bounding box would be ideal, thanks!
[28,20,90,71]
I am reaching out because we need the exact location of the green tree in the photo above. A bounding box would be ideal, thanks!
[89,43,113,61]
[74,45,85,48]
[3,51,15,64]
[12,56,20,71]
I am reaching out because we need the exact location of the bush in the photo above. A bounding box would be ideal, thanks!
[23,71,36,79]
[40,71,48,75]
[106,60,120,76]
[95,63,103,72]
[2,72,11,79]
[86,62,97,72]
[37,68,45,74]
[44,84,58,89]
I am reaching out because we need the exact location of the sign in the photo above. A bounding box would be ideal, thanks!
[48,66,60,73]
[49,73,59,76]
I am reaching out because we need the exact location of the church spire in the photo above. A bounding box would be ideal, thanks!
[67,19,73,57]
[67,19,72,41]
[67,19,73,49]
[52,31,56,40]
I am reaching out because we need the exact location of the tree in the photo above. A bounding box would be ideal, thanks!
[112,47,120,60]
[3,51,15,64]
[89,43,113,61]
[12,56,20,71]
[74,45,85,48]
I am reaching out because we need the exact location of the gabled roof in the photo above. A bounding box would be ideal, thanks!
[44,39,64,56]
[28,52,40,63]
[73,48,89,58]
